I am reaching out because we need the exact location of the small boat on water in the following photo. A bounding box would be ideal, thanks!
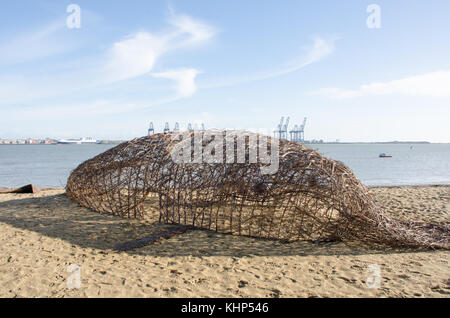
[379,153,392,158]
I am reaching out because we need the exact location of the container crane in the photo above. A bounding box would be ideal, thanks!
[274,117,284,139]
[282,117,290,140]
[163,122,170,134]
[299,117,307,142]
[148,122,154,136]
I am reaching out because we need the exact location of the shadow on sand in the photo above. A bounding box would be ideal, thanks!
[0,193,423,257]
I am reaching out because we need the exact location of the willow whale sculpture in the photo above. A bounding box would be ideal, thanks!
[66,130,448,249]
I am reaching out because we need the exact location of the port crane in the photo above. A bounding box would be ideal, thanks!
[148,122,154,136]
[147,121,207,134]
[282,117,290,140]
[173,122,180,132]
[276,116,307,143]
[274,117,284,139]
[163,122,170,134]
[289,124,299,142]
[299,117,307,142]
[274,116,290,140]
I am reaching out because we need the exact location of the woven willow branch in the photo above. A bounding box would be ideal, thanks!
[66,131,448,249]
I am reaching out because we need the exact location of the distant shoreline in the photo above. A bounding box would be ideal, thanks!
[1,141,447,145]
[305,141,433,144]
[0,141,123,145]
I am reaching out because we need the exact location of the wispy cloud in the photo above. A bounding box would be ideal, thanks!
[0,19,75,65]
[102,14,216,83]
[301,36,336,65]
[152,68,201,97]
[2,96,184,121]
[201,36,336,89]
[311,71,450,99]
[103,32,168,82]
[0,12,216,104]
[169,14,217,46]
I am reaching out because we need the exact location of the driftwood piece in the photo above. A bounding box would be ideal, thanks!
[66,130,449,249]
[113,225,190,251]
[0,184,38,194]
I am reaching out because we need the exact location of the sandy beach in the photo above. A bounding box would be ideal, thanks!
[0,185,448,298]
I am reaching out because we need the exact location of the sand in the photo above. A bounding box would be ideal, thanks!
[0,185,448,298]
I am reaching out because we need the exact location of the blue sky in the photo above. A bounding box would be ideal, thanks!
[1,0,449,142]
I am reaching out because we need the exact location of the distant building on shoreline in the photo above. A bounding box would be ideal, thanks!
[0,138,57,145]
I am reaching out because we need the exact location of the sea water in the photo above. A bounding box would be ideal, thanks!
[0,143,449,188]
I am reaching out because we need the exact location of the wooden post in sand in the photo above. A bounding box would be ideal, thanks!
[0,184,38,194]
